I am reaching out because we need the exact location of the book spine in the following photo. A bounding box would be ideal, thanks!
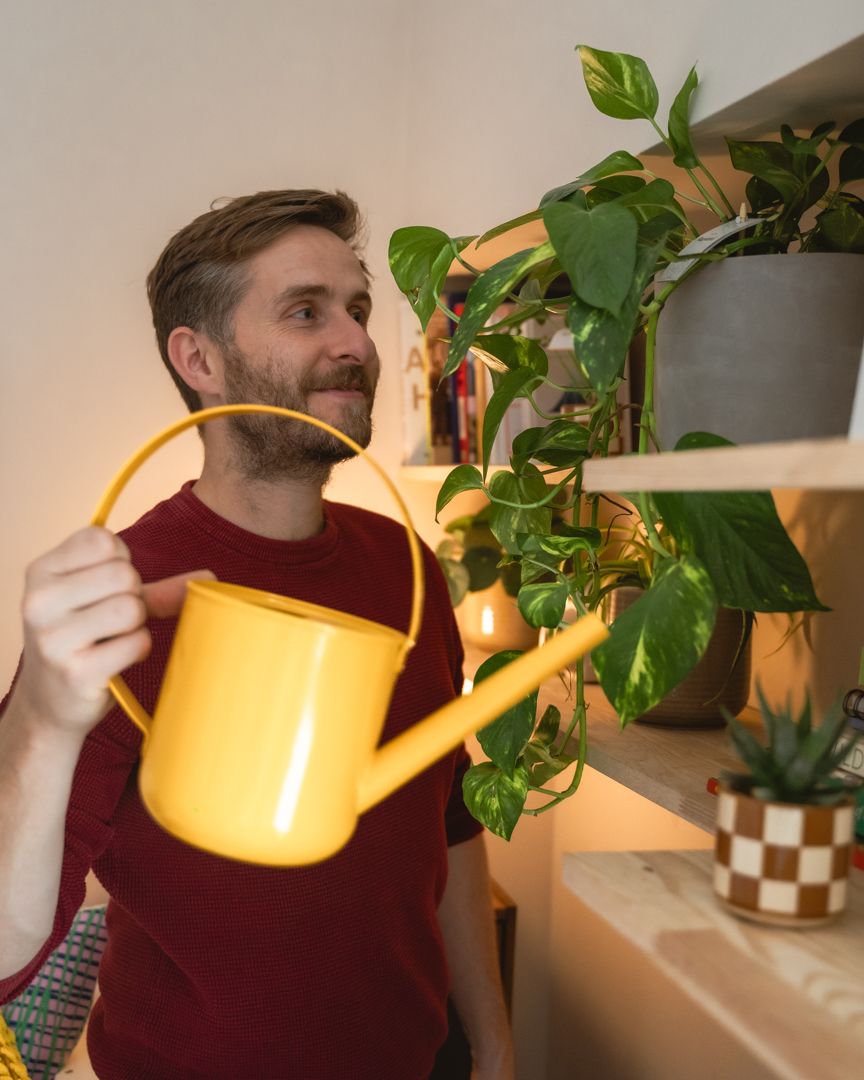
[398,299,431,465]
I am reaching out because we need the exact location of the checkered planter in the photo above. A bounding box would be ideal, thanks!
[714,787,855,925]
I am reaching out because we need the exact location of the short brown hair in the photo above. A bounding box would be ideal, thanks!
[146,189,366,411]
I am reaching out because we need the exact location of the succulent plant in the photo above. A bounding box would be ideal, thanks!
[723,685,861,806]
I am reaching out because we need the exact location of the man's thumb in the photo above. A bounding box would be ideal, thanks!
[141,570,217,619]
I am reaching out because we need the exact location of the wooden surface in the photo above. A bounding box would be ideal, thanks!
[563,849,864,1080]
[403,437,864,493]
[583,437,864,492]
[463,643,753,834]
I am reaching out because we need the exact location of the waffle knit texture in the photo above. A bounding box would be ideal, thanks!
[0,482,482,1079]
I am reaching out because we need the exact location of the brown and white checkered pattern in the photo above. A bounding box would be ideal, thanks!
[714,788,855,921]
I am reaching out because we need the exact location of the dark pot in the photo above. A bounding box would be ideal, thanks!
[608,587,751,727]
[655,254,864,448]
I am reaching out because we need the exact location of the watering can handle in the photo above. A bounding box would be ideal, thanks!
[89,405,426,740]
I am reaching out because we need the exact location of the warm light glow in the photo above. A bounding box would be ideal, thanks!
[481,605,495,636]
[462,677,474,695]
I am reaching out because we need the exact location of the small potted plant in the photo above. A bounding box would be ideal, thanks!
[436,504,538,651]
[715,688,861,925]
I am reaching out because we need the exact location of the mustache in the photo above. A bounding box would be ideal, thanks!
[303,368,375,396]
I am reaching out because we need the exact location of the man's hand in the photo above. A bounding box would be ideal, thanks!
[15,525,213,735]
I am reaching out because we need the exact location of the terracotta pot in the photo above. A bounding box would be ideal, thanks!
[608,587,751,727]
[655,254,864,448]
[457,578,539,652]
[714,786,855,926]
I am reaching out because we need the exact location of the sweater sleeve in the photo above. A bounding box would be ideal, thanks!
[0,678,136,1003]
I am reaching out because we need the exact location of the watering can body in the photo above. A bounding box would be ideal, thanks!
[93,406,608,865]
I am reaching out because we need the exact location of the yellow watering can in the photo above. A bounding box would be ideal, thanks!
[92,405,608,866]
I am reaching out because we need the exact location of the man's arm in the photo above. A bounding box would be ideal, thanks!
[438,833,515,1080]
[0,527,208,981]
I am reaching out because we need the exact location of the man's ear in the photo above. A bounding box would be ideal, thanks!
[167,326,224,399]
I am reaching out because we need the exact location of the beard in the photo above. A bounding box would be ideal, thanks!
[219,341,377,484]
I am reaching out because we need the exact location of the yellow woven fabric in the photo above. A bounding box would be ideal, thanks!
[0,1016,28,1080]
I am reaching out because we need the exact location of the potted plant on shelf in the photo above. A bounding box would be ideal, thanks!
[715,688,861,925]
[437,504,539,651]
[388,43,849,839]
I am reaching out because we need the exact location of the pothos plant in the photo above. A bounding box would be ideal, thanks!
[388,44,855,840]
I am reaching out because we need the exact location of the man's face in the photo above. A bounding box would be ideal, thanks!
[216,225,380,482]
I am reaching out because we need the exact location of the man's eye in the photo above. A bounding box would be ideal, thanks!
[292,306,314,320]
[351,309,368,325]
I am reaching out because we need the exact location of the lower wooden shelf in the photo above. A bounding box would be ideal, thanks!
[563,849,864,1080]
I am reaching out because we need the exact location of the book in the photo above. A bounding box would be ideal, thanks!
[398,299,432,465]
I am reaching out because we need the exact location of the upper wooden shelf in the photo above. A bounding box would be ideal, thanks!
[462,642,755,834]
[563,849,864,1080]
[583,436,864,493]
[404,436,864,493]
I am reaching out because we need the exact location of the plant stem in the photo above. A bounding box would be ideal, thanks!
[646,117,727,219]
[697,161,736,218]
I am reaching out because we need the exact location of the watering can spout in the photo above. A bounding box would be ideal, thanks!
[358,613,609,813]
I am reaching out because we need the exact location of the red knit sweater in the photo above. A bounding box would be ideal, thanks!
[0,483,481,1079]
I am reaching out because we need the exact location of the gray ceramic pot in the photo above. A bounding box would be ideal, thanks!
[654,254,864,448]
[608,587,751,727]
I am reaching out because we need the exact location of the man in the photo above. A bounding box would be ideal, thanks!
[0,190,514,1079]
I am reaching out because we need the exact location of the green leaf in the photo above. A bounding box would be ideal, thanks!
[437,557,470,606]
[668,65,699,169]
[616,178,689,227]
[539,151,644,207]
[567,240,662,393]
[482,367,543,476]
[476,209,543,248]
[511,418,591,470]
[388,227,474,330]
[517,580,569,628]
[726,139,802,203]
[535,704,561,746]
[462,761,530,840]
[446,244,554,377]
[577,45,659,121]
[816,201,864,252]
[840,146,864,186]
[435,464,484,520]
[727,716,772,775]
[780,122,835,155]
[470,334,549,374]
[585,175,647,208]
[544,200,638,315]
[652,433,828,612]
[838,118,864,147]
[746,175,782,213]
[474,651,538,775]
[488,467,552,554]
[529,751,574,788]
[593,556,718,725]
[520,532,597,559]
[462,546,501,591]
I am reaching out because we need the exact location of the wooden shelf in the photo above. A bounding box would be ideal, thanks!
[462,643,755,833]
[562,849,864,1080]
[583,436,864,493]
[404,437,864,493]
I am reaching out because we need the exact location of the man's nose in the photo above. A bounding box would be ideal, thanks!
[332,312,377,365]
